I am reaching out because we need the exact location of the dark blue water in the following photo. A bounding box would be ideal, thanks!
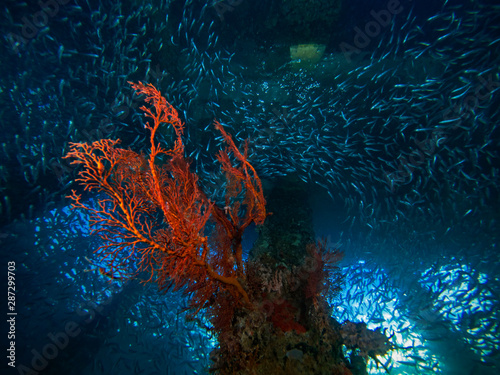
[1,0,499,374]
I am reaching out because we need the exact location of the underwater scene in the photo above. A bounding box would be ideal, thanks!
[1,0,499,374]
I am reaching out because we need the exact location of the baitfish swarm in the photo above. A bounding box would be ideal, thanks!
[1,0,499,374]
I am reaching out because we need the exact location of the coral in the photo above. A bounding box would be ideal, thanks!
[304,239,344,309]
[65,84,390,375]
[64,82,268,314]
[208,238,353,374]
[340,320,391,371]
[270,300,307,334]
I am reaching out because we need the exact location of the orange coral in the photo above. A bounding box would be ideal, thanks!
[64,82,268,312]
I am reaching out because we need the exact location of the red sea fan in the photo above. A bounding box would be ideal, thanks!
[64,82,268,315]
